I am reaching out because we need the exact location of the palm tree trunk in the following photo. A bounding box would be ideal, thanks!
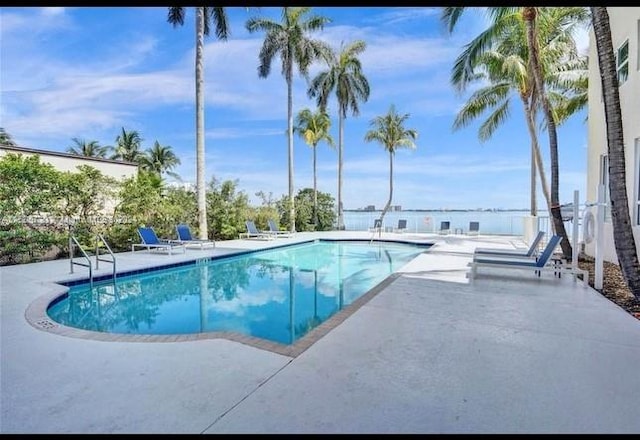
[337,110,344,230]
[523,6,572,259]
[530,142,537,216]
[287,71,295,233]
[195,7,208,240]
[313,144,318,228]
[521,96,553,222]
[379,150,393,226]
[591,7,640,297]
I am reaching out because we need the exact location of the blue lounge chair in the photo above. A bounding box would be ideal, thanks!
[369,218,383,233]
[175,224,215,249]
[240,220,275,240]
[474,230,545,257]
[469,235,588,286]
[267,219,293,237]
[132,226,185,255]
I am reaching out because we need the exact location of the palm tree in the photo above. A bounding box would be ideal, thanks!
[293,107,334,228]
[111,127,144,163]
[442,6,589,259]
[168,7,229,240]
[364,104,418,228]
[590,7,640,297]
[449,9,587,225]
[140,140,181,179]
[0,128,17,147]
[67,138,110,158]
[246,7,330,233]
[308,40,370,230]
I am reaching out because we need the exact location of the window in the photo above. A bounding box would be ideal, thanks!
[617,39,629,85]
[600,154,611,221]
[635,139,640,225]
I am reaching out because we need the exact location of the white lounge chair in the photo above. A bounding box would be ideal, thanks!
[467,221,480,236]
[438,221,450,235]
[240,220,275,240]
[469,235,588,286]
[394,219,408,233]
[267,219,293,237]
[474,230,545,258]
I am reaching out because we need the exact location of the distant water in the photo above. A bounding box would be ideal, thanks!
[343,211,536,235]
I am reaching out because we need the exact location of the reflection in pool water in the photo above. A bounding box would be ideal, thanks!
[48,240,428,344]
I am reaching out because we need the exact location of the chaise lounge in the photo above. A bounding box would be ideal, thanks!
[132,226,186,255]
[175,224,215,249]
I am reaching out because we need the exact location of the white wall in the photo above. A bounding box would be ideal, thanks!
[586,7,640,263]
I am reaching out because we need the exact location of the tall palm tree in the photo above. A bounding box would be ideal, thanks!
[450,9,587,225]
[246,7,330,233]
[442,6,589,259]
[67,138,110,158]
[140,140,182,179]
[308,40,370,230]
[111,127,144,163]
[0,128,17,147]
[590,7,640,297]
[168,7,229,240]
[364,104,418,227]
[293,107,335,228]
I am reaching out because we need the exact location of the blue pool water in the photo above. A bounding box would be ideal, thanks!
[47,240,429,345]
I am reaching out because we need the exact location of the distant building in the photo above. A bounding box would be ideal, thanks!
[364,205,376,211]
[586,7,640,263]
[392,205,402,211]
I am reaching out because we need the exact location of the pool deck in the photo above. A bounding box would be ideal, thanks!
[1,231,639,434]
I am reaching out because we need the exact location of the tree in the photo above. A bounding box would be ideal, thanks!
[0,128,17,147]
[111,127,144,163]
[140,140,181,179]
[168,7,229,240]
[448,8,587,223]
[308,40,370,230]
[364,105,417,228]
[590,7,640,297]
[246,7,330,233]
[293,107,334,228]
[67,138,110,158]
[442,6,589,259]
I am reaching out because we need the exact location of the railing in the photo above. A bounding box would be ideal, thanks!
[69,236,93,288]
[95,234,116,282]
[69,234,117,287]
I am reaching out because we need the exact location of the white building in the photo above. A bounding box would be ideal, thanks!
[586,7,640,262]
[0,145,138,181]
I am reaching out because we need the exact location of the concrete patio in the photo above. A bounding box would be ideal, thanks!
[1,231,639,434]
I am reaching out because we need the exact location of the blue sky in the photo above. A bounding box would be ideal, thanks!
[1,6,590,210]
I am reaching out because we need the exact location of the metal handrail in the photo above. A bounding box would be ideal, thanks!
[95,234,116,282]
[69,235,93,288]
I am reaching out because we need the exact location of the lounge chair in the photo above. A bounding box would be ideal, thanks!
[132,226,185,255]
[467,221,480,236]
[394,219,408,233]
[240,220,275,240]
[475,230,545,258]
[266,219,293,237]
[469,235,588,286]
[369,218,383,233]
[175,224,215,249]
[438,221,451,235]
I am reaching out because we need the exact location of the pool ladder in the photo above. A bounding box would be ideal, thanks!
[69,234,116,288]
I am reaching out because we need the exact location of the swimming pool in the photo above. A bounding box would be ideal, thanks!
[47,240,429,345]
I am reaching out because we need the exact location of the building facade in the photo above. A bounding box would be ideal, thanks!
[586,7,640,262]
